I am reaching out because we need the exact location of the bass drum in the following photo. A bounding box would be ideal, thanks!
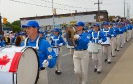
[0,46,39,84]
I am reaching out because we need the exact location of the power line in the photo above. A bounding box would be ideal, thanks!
[40,0,97,10]
[9,0,96,12]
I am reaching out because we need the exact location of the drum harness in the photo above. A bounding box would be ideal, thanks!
[24,36,41,50]
[92,31,100,44]
[102,28,111,46]
[103,28,110,37]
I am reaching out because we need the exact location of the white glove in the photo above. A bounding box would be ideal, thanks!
[98,40,102,44]
[59,43,63,46]
[111,34,114,37]
[42,60,49,68]
[74,34,80,39]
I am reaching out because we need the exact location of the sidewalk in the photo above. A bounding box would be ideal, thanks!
[101,41,133,84]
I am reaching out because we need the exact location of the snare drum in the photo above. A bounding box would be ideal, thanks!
[101,37,111,46]
[0,46,39,84]
[88,42,99,54]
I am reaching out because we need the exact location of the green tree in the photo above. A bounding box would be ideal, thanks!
[13,25,21,32]
[11,20,21,32]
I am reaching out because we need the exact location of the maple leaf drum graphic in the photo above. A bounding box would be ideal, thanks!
[0,55,10,69]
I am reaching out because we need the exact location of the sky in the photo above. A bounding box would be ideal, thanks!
[0,0,133,22]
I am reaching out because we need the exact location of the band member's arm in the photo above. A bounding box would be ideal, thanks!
[75,34,90,46]
[111,29,117,37]
[43,41,56,68]
[59,36,66,46]
[99,32,107,42]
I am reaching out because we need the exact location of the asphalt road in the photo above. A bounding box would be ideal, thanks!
[46,38,133,84]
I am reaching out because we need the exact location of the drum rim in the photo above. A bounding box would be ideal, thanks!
[16,47,40,84]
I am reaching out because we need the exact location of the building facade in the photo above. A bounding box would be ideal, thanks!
[20,10,108,30]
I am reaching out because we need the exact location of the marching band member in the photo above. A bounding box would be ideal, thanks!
[21,20,56,83]
[39,31,45,39]
[109,22,116,57]
[0,35,5,47]
[129,22,133,40]
[126,22,131,42]
[65,26,75,58]
[84,26,89,33]
[89,23,106,74]
[122,23,127,44]
[102,22,115,64]
[88,26,94,57]
[119,23,125,48]
[49,30,54,39]
[88,26,94,35]
[73,21,90,84]
[50,28,66,75]
[43,30,47,40]
[114,23,120,51]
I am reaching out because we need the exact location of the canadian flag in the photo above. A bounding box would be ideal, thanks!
[0,52,22,73]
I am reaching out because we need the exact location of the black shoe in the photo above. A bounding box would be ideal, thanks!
[94,68,97,72]
[115,49,117,51]
[55,70,62,75]
[112,56,115,57]
[104,59,108,62]
[108,62,111,64]
[97,71,101,74]
[117,50,119,51]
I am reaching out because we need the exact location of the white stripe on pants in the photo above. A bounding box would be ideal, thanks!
[111,37,115,56]
[73,50,89,84]
[92,45,102,71]
[116,35,120,50]
[103,46,111,62]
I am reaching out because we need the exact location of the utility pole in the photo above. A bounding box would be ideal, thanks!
[124,0,126,18]
[129,5,130,19]
[94,0,102,22]
[126,3,129,19]
[52,0,55,29]
[0,13,2,35]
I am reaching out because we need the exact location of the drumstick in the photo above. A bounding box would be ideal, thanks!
[45,55,52,63]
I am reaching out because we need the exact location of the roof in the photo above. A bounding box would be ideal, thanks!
[20,10,108,20]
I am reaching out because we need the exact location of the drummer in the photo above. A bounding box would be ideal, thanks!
[50,28,65,75]
[89,23,106,74]
[21,20,56,83]
[102,22,116,64]
[73,21,90,84]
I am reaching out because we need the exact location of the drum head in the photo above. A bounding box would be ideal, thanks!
[16,47,39,84]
